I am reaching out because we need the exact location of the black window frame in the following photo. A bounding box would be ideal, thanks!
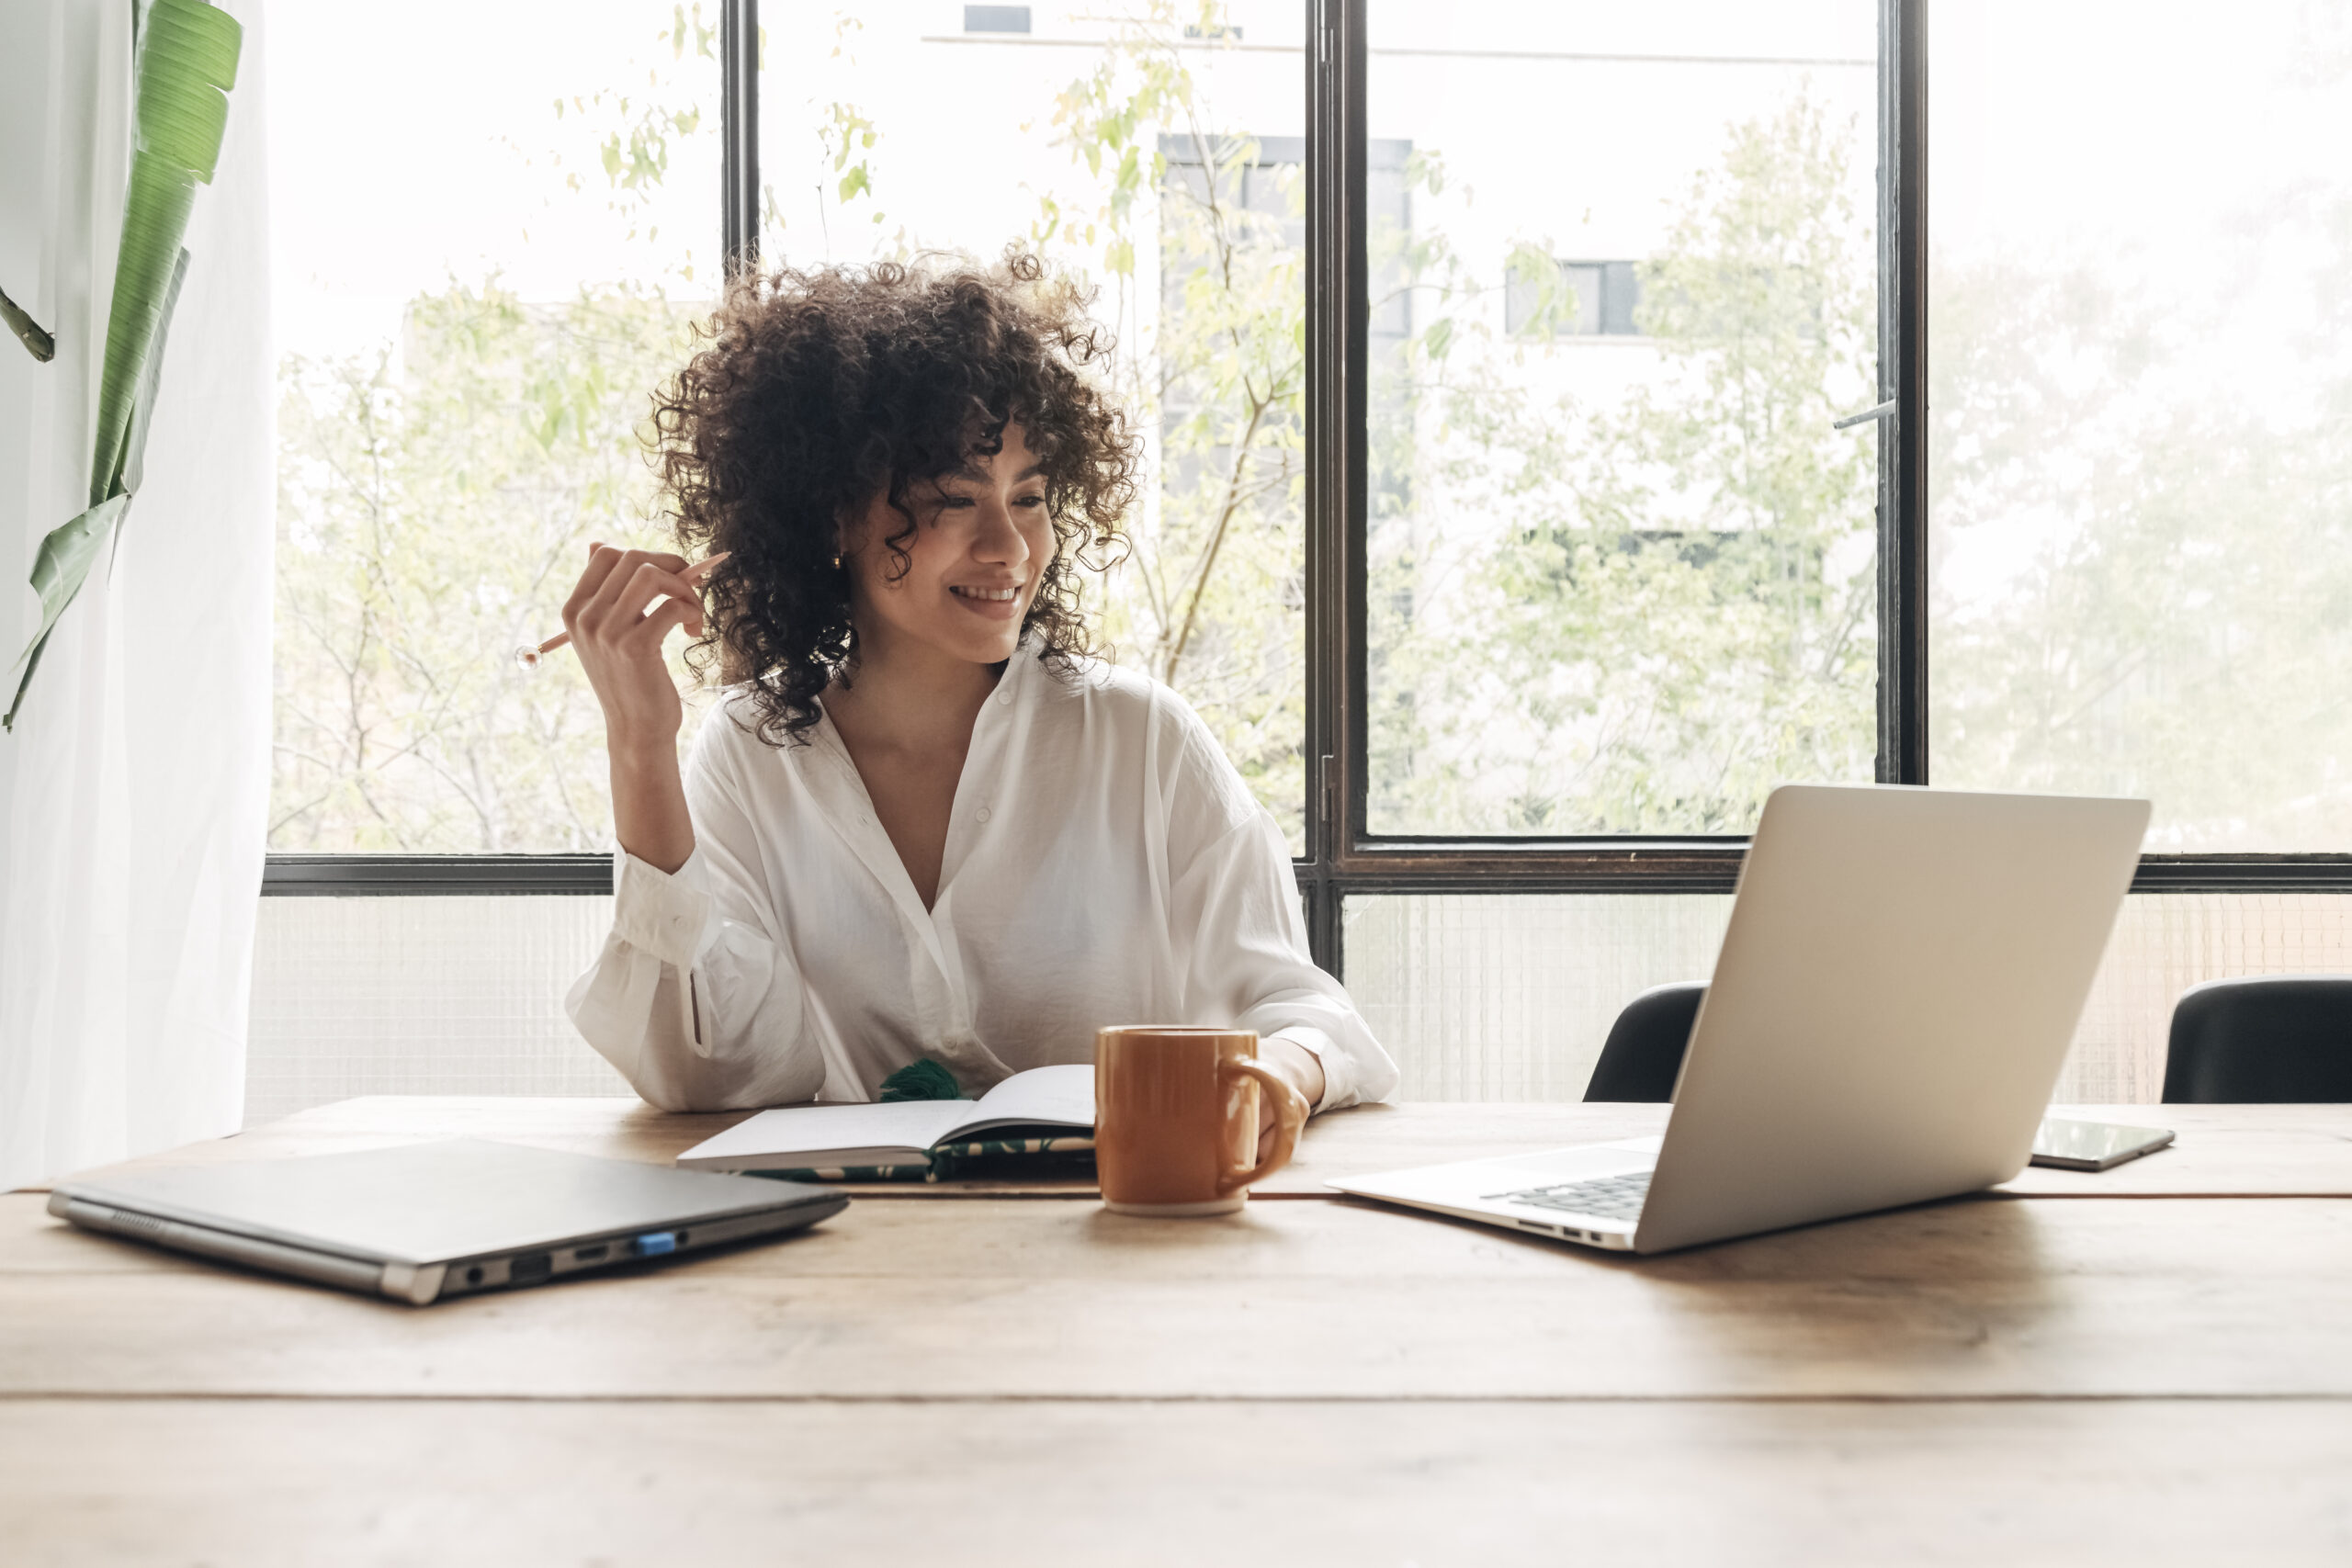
[265,0,2352,964]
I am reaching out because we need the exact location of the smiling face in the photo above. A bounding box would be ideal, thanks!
[841,423,1056,671]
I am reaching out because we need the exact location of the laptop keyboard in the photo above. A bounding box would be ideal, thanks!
[1488,1169,1652,1223]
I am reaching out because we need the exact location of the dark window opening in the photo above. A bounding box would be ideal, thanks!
[1506,258,1644,338]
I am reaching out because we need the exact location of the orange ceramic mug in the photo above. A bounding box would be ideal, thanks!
[1094,1026,1309,1216]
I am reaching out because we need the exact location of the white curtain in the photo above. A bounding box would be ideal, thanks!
[0,0,274,1189]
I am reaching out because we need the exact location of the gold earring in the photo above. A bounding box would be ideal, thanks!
[831,554,842,570]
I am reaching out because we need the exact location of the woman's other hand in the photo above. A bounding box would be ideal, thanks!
[562,542,726,872]
[1253,1035,1325,1164]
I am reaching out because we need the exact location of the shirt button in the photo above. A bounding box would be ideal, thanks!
[976,807,993,824]
[998,691,1013,705]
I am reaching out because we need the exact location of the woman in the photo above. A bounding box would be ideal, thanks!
[563,253,1397,1127]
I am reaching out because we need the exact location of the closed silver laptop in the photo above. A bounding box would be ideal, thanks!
[1329,784,2150,1254]
[49,1137,847,1303]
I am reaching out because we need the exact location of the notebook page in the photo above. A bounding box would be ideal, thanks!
[675,1100,969,1170]
[944,1064,1096,1141]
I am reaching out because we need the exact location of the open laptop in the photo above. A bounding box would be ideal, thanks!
[1329,784,2151,1254]
[48,1138,847,1304]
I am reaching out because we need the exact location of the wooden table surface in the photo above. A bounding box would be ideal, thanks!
[11,1098,2352,1564]
[36,1093,2352,1197]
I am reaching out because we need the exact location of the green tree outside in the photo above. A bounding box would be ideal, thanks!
[1369,90,1880,834]
[271,283,700,850]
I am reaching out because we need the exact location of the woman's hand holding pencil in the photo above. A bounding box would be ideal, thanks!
[541,542,729,874]
[511,556,720,667]
[521,543,729,671]
[542,541,729,747]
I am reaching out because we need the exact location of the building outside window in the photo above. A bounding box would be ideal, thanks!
[1503,260,1641,338]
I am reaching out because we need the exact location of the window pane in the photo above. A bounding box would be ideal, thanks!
[269,2,721,852]
[1929,5,2352,848]
[1364,4,1883,835]
[760,4,1309,848]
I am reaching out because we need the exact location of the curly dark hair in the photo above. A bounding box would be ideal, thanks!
[650,250,1137,745]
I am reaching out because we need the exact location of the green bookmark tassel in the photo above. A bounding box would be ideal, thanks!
[877,1057,967,1102]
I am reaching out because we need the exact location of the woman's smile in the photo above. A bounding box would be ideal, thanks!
[948,581,1027,622]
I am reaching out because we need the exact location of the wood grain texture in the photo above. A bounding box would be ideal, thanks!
[28,1097,2352,1199]
[6,1396,2349,1568]
[9,1193,2351,1401]
[17,1102,2352,1564]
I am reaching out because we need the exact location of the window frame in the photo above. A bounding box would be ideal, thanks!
[263,0,2352,953]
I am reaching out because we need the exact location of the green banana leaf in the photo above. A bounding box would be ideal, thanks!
[118,246,190,500]
[93,0,240,506]
[2,248,187,728]
[6,496,133,721]
[5,0,239,731]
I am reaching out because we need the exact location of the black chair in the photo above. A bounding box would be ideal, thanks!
[1583,982,1707,1102]
[2162,976,2352,1102]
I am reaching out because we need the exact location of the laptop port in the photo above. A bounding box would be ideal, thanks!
[572,1244,608,1263]
[510,1252,551,1282]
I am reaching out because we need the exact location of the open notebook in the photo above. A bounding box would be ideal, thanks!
[675,1065,1096,1177]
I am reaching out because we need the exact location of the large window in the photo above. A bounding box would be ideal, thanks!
[269,1,720,855]
[257,0,2352,1110]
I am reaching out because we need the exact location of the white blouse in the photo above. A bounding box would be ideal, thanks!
[565,647,1398,1113]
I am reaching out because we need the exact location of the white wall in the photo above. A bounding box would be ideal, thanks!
[240,887,2352,1122]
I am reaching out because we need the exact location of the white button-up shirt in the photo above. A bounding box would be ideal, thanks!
[566,648,1398,1113]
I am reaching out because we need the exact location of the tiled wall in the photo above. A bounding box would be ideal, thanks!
[1345,892,2352,1104]
[244,890,2352,1123]
[244,896,628,1124]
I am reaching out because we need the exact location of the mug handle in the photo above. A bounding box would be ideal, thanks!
[1216,1058,1309,1198]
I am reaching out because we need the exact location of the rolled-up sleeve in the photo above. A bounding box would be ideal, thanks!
[1170,810,1400,1111]
[564,730,821,1111]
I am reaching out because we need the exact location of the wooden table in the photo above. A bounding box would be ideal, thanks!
[10,1100,2352,1564]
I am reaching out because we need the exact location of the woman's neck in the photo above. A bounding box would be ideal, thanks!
[822,621,1005,757]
